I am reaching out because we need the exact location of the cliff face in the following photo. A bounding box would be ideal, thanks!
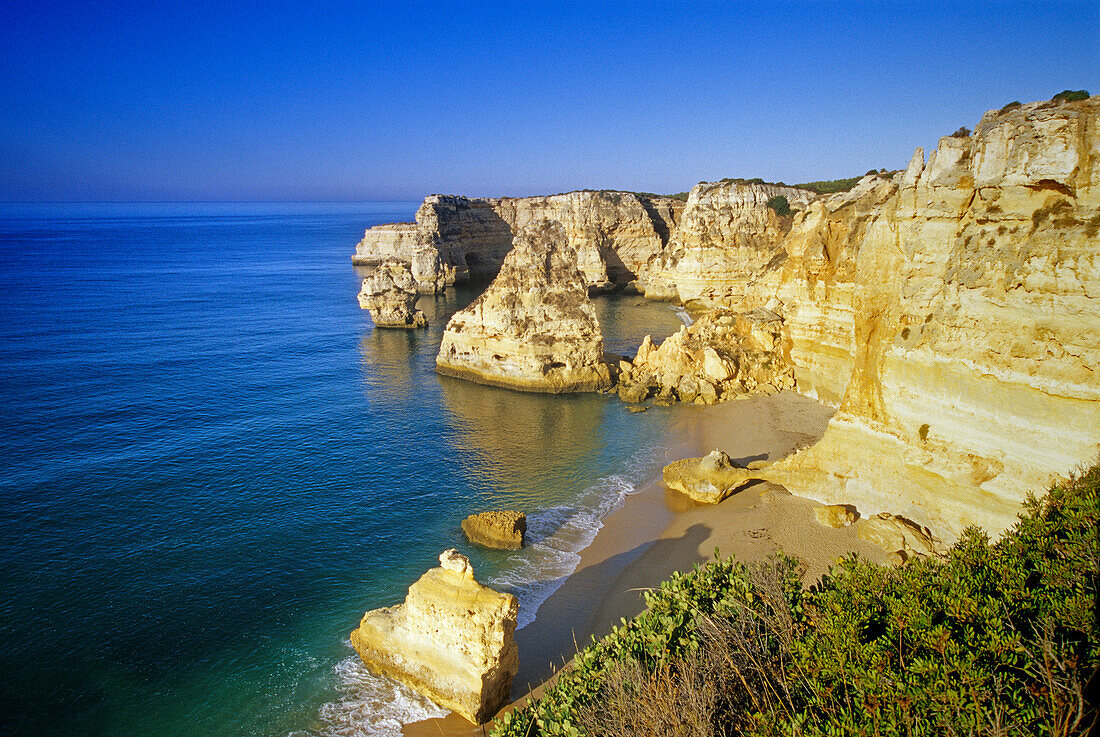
[353,191,684,291]
[642,181,816,304]
[765,97,1100,538]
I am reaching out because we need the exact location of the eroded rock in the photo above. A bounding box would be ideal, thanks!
[462,510,526,549]
[813,504,860,528]
[617,308,794,404]
[436,219,613,393]
[856,513,942,558]
[349,549,519,724]
[662,450,762,503]
[357,261,428,328]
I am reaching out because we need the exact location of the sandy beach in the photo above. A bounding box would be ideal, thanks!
[404,392,891,737]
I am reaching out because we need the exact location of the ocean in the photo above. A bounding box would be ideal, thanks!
[0,202,687,737]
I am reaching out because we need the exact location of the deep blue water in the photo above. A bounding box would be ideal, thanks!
[0,203,686,737]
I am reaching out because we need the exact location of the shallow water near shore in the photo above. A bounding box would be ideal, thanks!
[0,202,688,737]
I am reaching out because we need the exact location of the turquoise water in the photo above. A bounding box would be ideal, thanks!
[0,203,687,737]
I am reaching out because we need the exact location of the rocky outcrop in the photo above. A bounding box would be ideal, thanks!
[436,219,614,393]
[462,510,526,549]
[856,514,943,559]
[617,307,795,404]
[642,180,814,304]
[353,191,683,292]
[350,549,519,724]
[814,504,859,528]
[357,261,428,328]
[662,450,760,503]
[755,96,1100,540]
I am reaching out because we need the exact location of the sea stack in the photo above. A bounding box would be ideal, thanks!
[436,219,613,392]
[357,260,428,328]
[350,549,519,724]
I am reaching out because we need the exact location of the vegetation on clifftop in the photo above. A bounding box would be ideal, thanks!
[492,464,1099,736]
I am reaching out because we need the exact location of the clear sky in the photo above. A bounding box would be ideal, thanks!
[2,1,1097,202]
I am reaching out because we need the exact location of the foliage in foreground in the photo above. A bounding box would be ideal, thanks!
[492,464,1099,737]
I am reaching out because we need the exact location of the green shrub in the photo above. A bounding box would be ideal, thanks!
[1052,90,1090,103]
[792,176,862,194]
[766,195,792,217]
[490,463,1100,737]
[1000,100,1023,114]
[951,126,972,138]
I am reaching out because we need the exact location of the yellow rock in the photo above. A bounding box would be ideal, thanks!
[350,550,519,724]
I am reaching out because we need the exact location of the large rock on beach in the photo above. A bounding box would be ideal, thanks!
[350,549,519,724]
[462,510,526,549]
[662,450,760,503]
[436,219,613,392]
[357,260,428,328]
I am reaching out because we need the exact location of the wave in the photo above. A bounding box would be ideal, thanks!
[306,439,672,734]
[303,648,449,737]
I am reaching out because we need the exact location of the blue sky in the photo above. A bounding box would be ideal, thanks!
[2,1,1097,202]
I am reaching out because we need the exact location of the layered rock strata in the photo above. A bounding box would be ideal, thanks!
[350,549,519,724]
[756,96,1100,540]
[436,219,614,392]
[461,510,526,549]
[353,191,683,291]
[617,308,795,404]
[357,261,428,328]
[642,180,815,304]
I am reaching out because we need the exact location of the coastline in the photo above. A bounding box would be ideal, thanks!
[403,391,892,737]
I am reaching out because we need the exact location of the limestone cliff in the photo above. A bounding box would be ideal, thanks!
[353,191,683,291]
[350,550,518,724]
[642,180,815,304]
[436,219,613,392]
[746,96,1100,540]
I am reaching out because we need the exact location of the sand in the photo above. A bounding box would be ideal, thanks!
[403,392,891,737]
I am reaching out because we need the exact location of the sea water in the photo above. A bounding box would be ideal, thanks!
[0,203,687,737]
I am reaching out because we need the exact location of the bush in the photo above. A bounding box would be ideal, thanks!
[766,195,791,217]
[491,463,1100,737]
[951,126,972,138]
[1052,90,1090,103]
[792,176,862,194]
[1000,101,1023,114]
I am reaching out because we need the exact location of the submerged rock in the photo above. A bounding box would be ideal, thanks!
[436,219,613,392]
[349,549,519,724]
[461,510,526,549]
[357,261,428,328]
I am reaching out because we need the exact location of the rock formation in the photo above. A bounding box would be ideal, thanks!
[436,219,614,392]
[353,191,683,292]
[754,96,1100,540]
[357,261,428,328]
[641,180,815,304]
[813,504,859,528]
[662,450,760,503]
[350,549,519,724]
[462,510,526,549]
[617,307,795,404]
[855,514,942,559]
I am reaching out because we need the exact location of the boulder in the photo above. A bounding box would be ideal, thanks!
[357,260,428,328]
[461,511,526,549]
[813,504,860,528]
[350,549,519,724]
[856,513,941,557]
[662,450,762,503]
[436,219,613,392]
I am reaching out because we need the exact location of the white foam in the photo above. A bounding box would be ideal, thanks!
[304,650,449,737]
[304,441,673,734]
[674,305,694,326]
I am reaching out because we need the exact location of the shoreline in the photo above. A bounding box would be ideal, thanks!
[403,391,890,737]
